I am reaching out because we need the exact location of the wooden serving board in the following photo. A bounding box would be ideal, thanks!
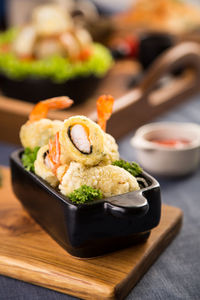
[0,167,182,300]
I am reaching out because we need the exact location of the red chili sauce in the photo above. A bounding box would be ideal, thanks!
[150,138,191,148]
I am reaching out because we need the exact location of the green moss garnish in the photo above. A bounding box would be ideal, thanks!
[112,159,142,177]
[0,29,113,82]
[21,147,40,172]
[68,185,103,204]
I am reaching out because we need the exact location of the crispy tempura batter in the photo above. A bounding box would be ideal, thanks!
[20,97,73,149]
[59,162,139,197]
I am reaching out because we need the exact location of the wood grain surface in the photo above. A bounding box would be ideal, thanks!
[0,167,183,300]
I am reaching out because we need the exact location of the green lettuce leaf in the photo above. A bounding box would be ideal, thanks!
[0,29,113,82]
[21,147,40,172]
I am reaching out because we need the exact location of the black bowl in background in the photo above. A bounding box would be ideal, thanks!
[138,32,175,70]
[0,73,101,105]
[128,32,184,88]
[10,149,161,258]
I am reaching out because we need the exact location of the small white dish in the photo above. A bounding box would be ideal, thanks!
[131,122,200,176]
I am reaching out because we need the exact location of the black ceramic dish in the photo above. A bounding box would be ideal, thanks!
[0,73,100,104]
[10,149,161,258]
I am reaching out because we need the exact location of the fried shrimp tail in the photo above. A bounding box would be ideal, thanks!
[97,95,114,132]
[29,96,73,122]
[20,96,73,149]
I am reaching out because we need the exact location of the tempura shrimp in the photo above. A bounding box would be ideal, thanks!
[20,96,73,149]
[96,95,119,164]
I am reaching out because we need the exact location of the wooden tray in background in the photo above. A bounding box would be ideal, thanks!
[0,59,138,144]
[0,167,182,300]
[1,42,200,145]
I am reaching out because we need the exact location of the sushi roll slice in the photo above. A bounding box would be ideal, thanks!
[34,145,59,187]
[59,162,140,198]
[59,116,106,166]
[59,115,120,166]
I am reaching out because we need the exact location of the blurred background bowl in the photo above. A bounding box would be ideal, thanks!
[0,73,101,104]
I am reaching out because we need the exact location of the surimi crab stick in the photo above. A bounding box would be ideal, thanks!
[34,144,59,187]
[34,133,69,187]
[47,132,61,174]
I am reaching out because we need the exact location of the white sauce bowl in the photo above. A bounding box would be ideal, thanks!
[131,122,200,176]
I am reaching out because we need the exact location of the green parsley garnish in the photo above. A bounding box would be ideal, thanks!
[68,185,103,204]
[112,159,142,177]
[21,147,40,172]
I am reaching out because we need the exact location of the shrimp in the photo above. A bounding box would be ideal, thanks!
[29,96,73,122]
[20,96,73,149]
[97,95,114,132]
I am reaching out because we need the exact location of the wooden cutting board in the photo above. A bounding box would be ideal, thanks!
[0,167,183,300]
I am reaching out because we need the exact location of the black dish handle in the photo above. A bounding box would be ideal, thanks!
[104,191,149,218]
